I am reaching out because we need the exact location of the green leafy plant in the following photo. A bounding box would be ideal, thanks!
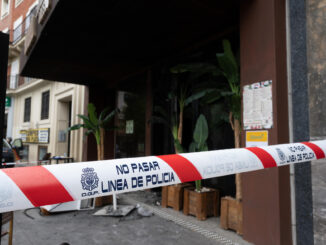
[171,114,209,191]
[171,40,241,197]
[152,76,210,154]
[189,114,209,192]
[216,40,242,200]
[68,103,119,210]
[170,40,240,121]
[216,39,241,122]
[68,103,117,160]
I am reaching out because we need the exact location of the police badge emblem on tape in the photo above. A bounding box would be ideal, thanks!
[276,148,286,164]
[81,167,99,191]
[0,140,326,213]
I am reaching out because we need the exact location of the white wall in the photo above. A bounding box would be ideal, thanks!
[10,58,19,88]
[12,80,86,163]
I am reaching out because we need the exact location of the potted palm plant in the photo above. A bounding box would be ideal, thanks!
[154,76,207,211]
[165,40,242,230]
[217,40,243,235]
[68,103,118,208]
[182,114,219,220]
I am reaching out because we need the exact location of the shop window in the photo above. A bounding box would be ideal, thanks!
[24,97,31,122]
[115,85,146,159]
[1,0,10,18]
[41,91,50,120]
[38,146,48,160]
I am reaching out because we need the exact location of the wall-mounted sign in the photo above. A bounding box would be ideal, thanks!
[38,128,50,143]
[5,97,11,107]
[246,131,268,147]
[20,128,50,144]
[243,80,273,130]
[58,130,66,142]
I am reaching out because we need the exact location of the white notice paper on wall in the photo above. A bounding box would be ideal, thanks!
[243,80,273,130]
[126,120,134,134]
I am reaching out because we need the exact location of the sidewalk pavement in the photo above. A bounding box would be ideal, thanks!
[312,159,326,245]
[1,191,250,245]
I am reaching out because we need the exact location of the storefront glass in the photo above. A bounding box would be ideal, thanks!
[115,88,146,158]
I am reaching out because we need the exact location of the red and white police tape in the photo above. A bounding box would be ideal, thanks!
[0,140,326,213]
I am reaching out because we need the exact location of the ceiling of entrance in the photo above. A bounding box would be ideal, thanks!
[20,0,239,86]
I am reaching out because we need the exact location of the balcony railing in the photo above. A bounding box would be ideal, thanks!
[11,7,37,45]
[7,75,37,89]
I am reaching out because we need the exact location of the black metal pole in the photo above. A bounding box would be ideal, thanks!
[0,32,10,245]
[288,1,314,244]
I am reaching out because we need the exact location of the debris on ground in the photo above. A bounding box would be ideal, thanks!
[124,190,162,206]
[93,205,135,217]
[136,204,153,217]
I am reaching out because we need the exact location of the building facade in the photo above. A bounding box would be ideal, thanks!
[1,0,326,244]
[1,0,86,163]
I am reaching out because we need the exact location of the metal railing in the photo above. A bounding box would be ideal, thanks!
[11,7,37,45]
[6,75,37,89]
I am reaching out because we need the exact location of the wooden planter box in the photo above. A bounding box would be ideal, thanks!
[161,183,192,211]
[183,187,219,221]
[1,212,13,225]
[1,211,13,244]
[220,196,243,235]
[95,195,113,207]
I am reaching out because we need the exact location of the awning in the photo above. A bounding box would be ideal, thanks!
[20,0,238,86]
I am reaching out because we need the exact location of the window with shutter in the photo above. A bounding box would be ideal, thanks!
[24,97,31,122]
[41,91,50,120]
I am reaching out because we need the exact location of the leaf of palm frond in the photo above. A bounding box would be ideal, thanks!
[216,53,238,85]
[193,114,209,147]
[77,114,95,129]
[85,130,94,137]
[102,109,117,125]
[222,40,238,72]
[221,91,234,97]
[189,142,197,152]
[99,107,111,121]
[174,138,184,153]
[202,90,222,104]
[184,89,215,106]
[67,124,84,132]
[88,103,98,125]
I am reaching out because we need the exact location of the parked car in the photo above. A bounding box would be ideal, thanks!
[1,138,23,168]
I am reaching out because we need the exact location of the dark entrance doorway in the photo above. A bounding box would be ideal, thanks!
[115,79,146,159]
